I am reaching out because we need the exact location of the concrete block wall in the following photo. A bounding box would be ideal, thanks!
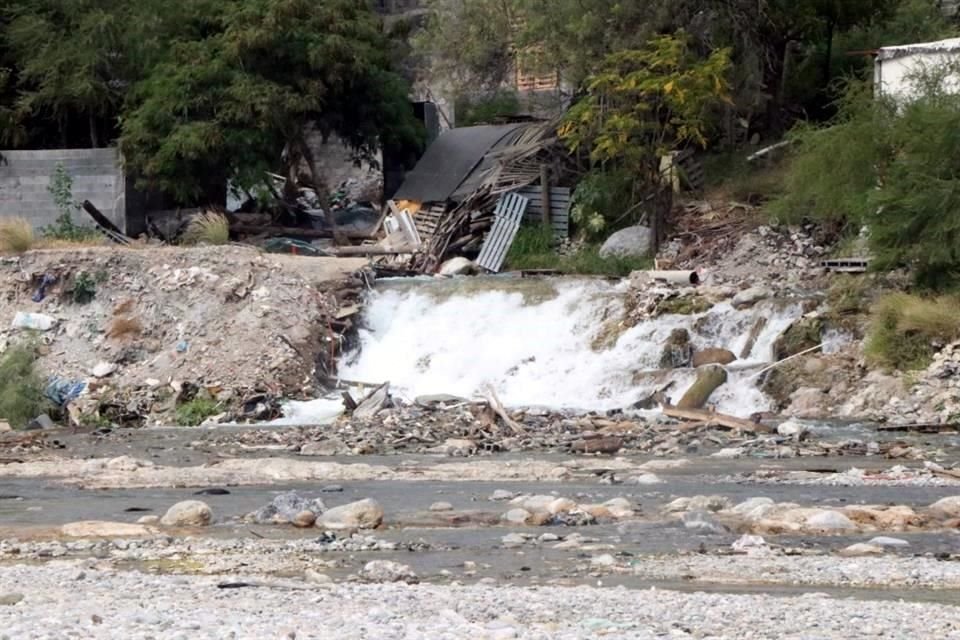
[0,148,126,231]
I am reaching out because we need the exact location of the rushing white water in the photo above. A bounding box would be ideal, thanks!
[340,277,804,415]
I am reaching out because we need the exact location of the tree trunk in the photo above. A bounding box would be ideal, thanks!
[295,132,345,246]
[823,19,835,87]
[677,365,728,410]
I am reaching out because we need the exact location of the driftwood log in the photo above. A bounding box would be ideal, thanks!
[677,365,728,409]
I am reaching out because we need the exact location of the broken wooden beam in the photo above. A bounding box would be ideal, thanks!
[662,406,766,433]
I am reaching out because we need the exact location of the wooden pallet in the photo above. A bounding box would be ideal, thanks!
[413,203,446,244]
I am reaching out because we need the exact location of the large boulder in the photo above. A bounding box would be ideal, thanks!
[438,257,478,276]
[160,500,213,527]
[692,348,737,367]
[248,491,326,525]
[599,225,653,259]
[316,498,384,530]
[930,496,960,518]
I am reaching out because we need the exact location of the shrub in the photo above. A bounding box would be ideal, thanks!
[183,211,230,246]
[0,217,34,254]
[0,344,48,429]
[505,225,652,276]
[71,271,97,304]
[175,397,222,426]
[865,293,960,371]
[41,163,100,242]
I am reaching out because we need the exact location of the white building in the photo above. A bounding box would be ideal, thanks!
[874,37,960,102]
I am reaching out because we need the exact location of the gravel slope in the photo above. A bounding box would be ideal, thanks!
[2,563,959,639]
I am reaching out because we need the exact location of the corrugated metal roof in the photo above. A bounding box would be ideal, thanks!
[877,37,960,61]
[392,124,527,203]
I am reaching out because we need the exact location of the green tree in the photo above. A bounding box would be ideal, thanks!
[119,0,422,229]
[559,33,732,242]
[3,0,144,147]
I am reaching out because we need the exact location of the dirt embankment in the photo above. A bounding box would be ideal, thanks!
[0,246,367,426]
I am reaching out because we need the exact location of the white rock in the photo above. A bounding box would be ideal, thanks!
[628,472,663,485]
[805,510,857,532]
[929,496,960,518]
[490,490,517,501]
[839,543,885,557]
[501,533,527,548]
[360,560,417,583]
[731,534,766,552]
[599,225,653,258]
[159,500,213,527]
[868,536,910,548]
[89,362,118,378]
[0,421,10,432]
[777,420,810,439]
[729,497,775,516]
[501,508,532,525]
[316,499,384,530]
[429,501,453,512]
[591,554,617,567]
[711,447,745,459]
[136,515,160,525]
[547,498,578,515]
[438,257,477,276]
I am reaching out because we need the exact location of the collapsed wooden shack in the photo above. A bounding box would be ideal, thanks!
[382,120,577,273]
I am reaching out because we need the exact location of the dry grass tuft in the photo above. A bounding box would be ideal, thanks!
[0,217,35,254]
[106,315,143,340]
[866,293,960,371]
[113,299,135,315]
[183,211,230,246]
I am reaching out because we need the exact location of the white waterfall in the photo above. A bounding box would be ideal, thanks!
[339,277,803,415]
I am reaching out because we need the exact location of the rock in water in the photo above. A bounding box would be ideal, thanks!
[160,500,213,527]
[691,348,737,367]
[599,225,653,258]
[659,328,693,369]
[249,491,326,525]
[292,510,317,528]
[839,543,885,557]
[360,560,418,583]
[316,498,384,530]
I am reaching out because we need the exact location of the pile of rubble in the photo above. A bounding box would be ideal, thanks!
[0,246,361,427]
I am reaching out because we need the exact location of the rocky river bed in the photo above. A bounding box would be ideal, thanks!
[3,418,960,639]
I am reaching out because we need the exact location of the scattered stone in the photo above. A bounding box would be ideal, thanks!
[0,593,23,606]
[136,516,160,525]
[590,554,617,567]
[160,500,213,527]
[299,439,350,457]
[839,543,885,557]
[731,535,767,552]
[248,491,326,525]
[665,496,733,514]
[805,510,857,532]
[429,502,453,512]
[61,521,155,538]
[502,533,528,549]
[868,536,910,548]
[316,499,383,530]
[0,421,11,432]
[929,496,960,518]
[682,511,728,535]
[292,511,317,528]
[90,362,118,378]
[501,508,533,525]
[360,560,418,584]
[731,286,773,310]
[777,420,810,440]
[490,490,517,501]
[627,472,663,485]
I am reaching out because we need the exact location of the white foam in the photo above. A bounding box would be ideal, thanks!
[341,278,803,414]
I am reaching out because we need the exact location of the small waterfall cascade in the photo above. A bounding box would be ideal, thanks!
[339,277,804,416]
